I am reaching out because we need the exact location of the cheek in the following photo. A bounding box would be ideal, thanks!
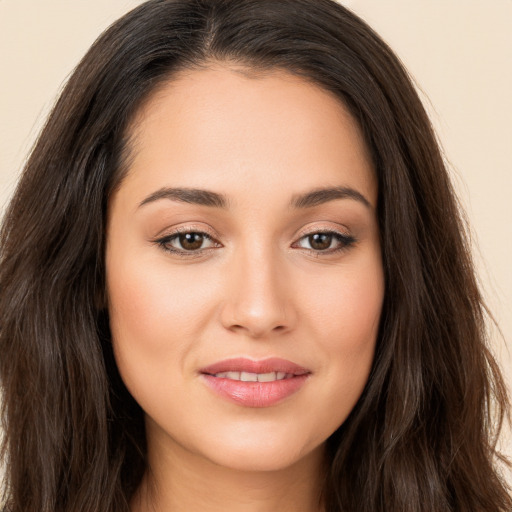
[105,247,219,403]
[300,255,384,408]
[305,256,384,349]
[107,250,216,346]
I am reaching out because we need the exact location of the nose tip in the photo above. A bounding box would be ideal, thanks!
[221,291,293,338]
[225,306,290,338]
[219,255,295,338]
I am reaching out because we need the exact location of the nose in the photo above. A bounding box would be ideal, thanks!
[219,245,297,338]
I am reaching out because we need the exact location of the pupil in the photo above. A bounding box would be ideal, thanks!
[180,233,203,250]
[309,233,332,250]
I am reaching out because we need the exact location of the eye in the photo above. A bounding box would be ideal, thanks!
[294,231,355,253]
[156,231,220,254]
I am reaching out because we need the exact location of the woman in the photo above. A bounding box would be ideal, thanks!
[0,0,510,511]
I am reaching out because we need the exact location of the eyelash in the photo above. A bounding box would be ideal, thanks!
[154,228,220,258]
[292,231,356,254]
[154,228,356,258]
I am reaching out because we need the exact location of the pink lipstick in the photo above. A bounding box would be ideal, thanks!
[199,357,310,407]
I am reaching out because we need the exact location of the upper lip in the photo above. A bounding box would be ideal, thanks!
[200,357,310,376]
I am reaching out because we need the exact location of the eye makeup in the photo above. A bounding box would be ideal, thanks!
[152,226,356,258]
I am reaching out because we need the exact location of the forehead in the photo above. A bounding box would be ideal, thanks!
[118,63,376,208]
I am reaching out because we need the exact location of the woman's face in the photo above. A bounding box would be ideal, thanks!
[106,65,384,473]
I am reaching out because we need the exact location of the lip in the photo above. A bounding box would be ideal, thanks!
[200,357,310,376]
[199,357,311,408]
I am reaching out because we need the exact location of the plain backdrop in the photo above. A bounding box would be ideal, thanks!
[1,0,511,471]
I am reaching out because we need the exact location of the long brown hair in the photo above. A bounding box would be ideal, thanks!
[1,1,510,510]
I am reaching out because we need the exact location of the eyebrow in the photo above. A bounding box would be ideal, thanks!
[139,187,228,209]
[138,185,372,210]
[290,186,372,209]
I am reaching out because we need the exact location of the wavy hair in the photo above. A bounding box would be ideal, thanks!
[0,0,510,510]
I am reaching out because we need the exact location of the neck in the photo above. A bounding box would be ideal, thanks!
[132,428,326,512]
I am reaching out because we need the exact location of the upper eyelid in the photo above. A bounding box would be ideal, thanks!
[154,220,352,236]
[156,226,350,240]
[155,224,219,240]
[294,225,351,240]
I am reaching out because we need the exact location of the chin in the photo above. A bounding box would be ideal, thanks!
[197,428,323,473]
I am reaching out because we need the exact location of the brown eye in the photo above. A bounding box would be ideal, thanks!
[157,231,218,254]
[178,232,205,251]
[308,233,333,251]
[294,231,355,253]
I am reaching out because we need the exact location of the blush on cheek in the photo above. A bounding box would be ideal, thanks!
[107,252,219,372]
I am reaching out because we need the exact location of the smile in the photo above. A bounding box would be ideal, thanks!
[210,371,293,382]
[200,358,311,407]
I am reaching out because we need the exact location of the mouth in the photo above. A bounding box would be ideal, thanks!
[199,357,311,407]
[200,357,310,377]
[207,371,296,382]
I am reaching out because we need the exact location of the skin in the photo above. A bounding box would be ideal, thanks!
[106,63,385,512]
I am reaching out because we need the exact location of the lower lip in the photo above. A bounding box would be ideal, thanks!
[201,374,309,407]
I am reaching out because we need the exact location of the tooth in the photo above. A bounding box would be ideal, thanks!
[257,372,277,382]
[213,371,293,382]
[240,372,258,382]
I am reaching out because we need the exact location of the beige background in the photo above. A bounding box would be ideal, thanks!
[1,0,511,470]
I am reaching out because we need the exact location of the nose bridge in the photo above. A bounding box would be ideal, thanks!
[221,240,294,337]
